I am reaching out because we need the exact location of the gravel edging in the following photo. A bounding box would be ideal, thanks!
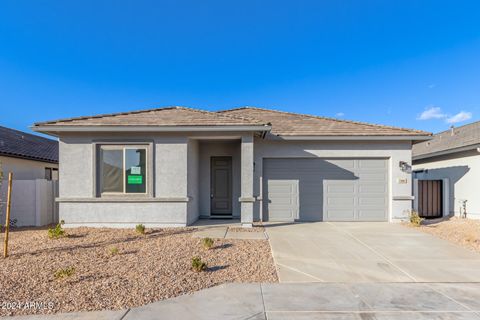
[403,217,480,253]
[0,227,278,316]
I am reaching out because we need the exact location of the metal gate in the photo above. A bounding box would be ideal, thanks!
[418,180,443,218]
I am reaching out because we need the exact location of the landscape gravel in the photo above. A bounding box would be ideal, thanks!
[0,227,278,316]
[405,217,480,253]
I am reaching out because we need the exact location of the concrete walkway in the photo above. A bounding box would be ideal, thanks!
[12,283,480,319]
[266,222,480,282]
[192,219,267,240]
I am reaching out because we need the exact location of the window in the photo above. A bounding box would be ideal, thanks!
[45,168,52,180]
[99,145,148,195]
[45,168,59,180]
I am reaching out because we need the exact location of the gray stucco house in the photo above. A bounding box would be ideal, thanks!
[32,106,430,227]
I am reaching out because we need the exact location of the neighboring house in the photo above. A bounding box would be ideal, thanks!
[32,106,430,227]
[413,122,480,219]
[0,126,59,226]
[0,125,58,180]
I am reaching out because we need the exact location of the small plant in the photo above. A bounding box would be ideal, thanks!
[135,224,146,235]
[54,266,75,279]
[109,246,119,255]
[465,231,478,243]
[409,211,423,227]
[191,256,207,272]
[0,218,17,233]
[48,221,66,239]
[202,237,214,250]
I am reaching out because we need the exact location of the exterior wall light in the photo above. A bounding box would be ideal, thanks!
[399,161,411,173]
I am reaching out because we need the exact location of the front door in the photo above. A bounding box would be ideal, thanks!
[210,156,233,216]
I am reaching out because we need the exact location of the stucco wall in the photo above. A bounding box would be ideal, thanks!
[57,131,414,226]
[0,156,58,180]
[58,133,190,227]
[198,140,241,217]
[254,139,413,222]
[413,150,480,219]
[187,139,200,224]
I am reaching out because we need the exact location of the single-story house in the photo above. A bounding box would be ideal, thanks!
[0,125,58,180]
[413,122,480,219]
[32,106,430,227]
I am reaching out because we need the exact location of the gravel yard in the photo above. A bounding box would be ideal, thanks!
[405,217,480,253]
[0,227,278,316]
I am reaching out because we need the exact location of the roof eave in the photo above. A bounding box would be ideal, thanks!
[0,151,58,164]
[413,143,480,161]
[31,124,272,136]
[274,135,432,141]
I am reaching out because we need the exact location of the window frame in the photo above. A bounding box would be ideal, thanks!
[96,143,151,197]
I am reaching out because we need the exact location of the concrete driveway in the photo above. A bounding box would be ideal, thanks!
[266,222,480,282]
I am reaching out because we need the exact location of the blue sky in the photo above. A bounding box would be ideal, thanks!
[1,0,479,137]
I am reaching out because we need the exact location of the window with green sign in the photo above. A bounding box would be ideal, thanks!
[99,146,147,195]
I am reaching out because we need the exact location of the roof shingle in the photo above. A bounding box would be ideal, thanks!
[413,121,480,158]
[34,106,265,127]
[0,126,58,163]
[218,107,429,136]
[33,105,430,138]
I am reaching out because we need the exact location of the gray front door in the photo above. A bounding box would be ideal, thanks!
[210,157,233,216]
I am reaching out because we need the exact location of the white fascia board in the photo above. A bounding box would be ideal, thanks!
[412,143,480,161]
[276,135,432,141]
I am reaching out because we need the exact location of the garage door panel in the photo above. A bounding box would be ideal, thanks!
[358,210,387,220]
[358,197,387,205]
[264,158,388,222]
[326,184,356,193]
[325,209,355,220]
[327,197,355,205]
[357,172,387,181]
[268,183,296,193]
[358,184,387,194]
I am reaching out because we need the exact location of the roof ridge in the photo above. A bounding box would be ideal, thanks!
[432,119,480,136]
[218,106,429,134]
[176,106,267,125]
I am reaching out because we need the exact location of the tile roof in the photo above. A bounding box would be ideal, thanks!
[0,126,58,163]
[34,106,265,127]
[413,121,480,158]
[218,107,430,136]
[33,105,430,138]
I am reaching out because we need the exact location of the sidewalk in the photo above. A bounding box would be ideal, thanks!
[11,282,480,319]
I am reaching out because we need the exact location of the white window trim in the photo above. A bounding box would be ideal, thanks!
[99,145,149,196]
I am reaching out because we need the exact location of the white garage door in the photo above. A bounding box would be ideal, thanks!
[263,158,388,222]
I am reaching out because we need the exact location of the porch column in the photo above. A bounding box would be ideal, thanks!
[240,134,254,227]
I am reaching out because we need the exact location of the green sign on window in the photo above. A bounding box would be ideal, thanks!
[127,175,143,184]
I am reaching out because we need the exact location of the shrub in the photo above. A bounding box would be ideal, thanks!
[48,221,66,239]
[191,257,207,272]
[54,266,75,279]
[465,231,478,243]
[202,237,214,250]
[109,246,119,255]
[135,224,145,235]
[409,211,423,227]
